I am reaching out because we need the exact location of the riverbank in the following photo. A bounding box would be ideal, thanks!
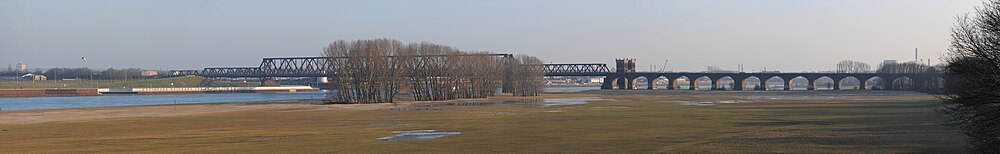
[0,86,316,97]
[0,76,258,89]
[0,91,964,153]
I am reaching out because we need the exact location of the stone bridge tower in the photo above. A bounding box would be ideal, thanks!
[608,58,638,89]
[615,58,636,73]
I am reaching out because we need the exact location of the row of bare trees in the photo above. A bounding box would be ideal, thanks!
[836,60,871,73]
[323,39,544,104]
[509,55,544,96]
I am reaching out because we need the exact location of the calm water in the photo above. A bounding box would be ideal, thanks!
[0,87,606,111]
[0,91,328,111]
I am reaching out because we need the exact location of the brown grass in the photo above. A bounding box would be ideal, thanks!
[0,91,964,153]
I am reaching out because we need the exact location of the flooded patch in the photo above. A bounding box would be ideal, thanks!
[374,130,461,141]
[540,97,617,107]
[677,100,750,106]
[592,106,628,109]
[718,100,750,104]
[494,112,517,115]
[676,101,716,106]
[386,97,617,111]
[544,110,564,113]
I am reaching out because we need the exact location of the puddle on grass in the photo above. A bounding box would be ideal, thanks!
[386,97,617,111]
[592,106,628,109]
[676,100,750,106]
[541,97,617,107]
[374,130,461,141]
[494,112,517,115]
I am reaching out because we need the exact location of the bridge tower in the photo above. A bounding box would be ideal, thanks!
[612,58,637,89]
[615,58,636,73]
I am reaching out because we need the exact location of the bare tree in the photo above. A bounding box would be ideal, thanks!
[836,60,871,73]
[323,39,542,103]
[943,0,1000,151]
[510,55,544,96]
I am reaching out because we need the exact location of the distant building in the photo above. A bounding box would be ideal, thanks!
[6,64,11,72]
[16,63,26,72]
[589,78,603,83]
[882,60,897,65]
[141,71,158,77]
[20,73,46,81]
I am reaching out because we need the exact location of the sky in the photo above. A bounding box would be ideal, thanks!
[0,0,984,72]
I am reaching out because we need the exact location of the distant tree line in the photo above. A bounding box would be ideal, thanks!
[875,62,942,90]
[826,60,942,91]
[1,68,149,80]
[836,60,871,73]
[323,39,544,104]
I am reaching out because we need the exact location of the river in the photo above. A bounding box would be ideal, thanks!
[0,91,328,111]
[0,87,606,111]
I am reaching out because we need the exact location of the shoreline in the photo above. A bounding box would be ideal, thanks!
[0,94,567,125]
[0,90,935,124]
[0,86,318,98]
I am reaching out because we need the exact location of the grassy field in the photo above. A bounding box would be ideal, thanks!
[0,76,260,89]
[0,91,965,153]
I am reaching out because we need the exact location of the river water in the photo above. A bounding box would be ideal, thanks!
[0,91,328,111]
[0,87,615,111]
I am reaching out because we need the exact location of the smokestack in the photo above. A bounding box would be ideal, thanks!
[915,48,919,62]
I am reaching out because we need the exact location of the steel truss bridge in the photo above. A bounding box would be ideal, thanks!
[173,55,611,78]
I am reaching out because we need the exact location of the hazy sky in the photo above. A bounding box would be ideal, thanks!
[0,0,983,72]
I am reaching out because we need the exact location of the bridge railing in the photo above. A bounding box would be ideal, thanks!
[542,63,611,76]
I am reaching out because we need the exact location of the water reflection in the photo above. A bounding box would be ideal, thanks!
[0,91,328,111]
[374,130,461,141]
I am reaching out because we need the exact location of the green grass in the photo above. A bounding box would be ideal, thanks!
[0,76,260,89]
[0,92,965,153]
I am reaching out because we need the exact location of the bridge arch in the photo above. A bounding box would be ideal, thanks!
[717,76,736,90]
[674,76,692,90]
[652,76,670,90]
[813,76,835,90]
[632,76,650,90]
[694,76,713,90]
[891,77,915,90]
[742,76,763,90]
[864,76,885,90]
[838,76,862,90]
[610,77,621,89]
[928,77,946,89]
[788,76,809,90]
[763,76,785,90]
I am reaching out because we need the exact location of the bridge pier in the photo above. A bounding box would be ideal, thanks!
[734,79,743,91]
[783,80,791,91]
[710,79,718,90]
[833,79,841,90]
[601,77,613,89]
[647,80,654,90]
[859,80,868,90]
[688,80,696,90]
[805,78,815,90]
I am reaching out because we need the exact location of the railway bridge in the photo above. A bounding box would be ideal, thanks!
[173,56,943,91]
